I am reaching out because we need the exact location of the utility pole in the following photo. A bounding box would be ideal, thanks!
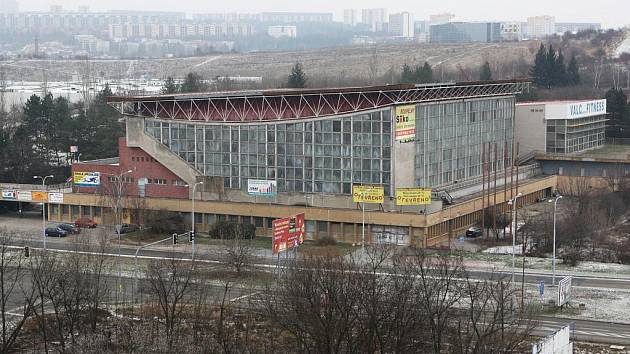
[191,181,204,261]
[33,175,54,251]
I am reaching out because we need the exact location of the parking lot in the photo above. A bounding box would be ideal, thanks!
[0,210,107,244]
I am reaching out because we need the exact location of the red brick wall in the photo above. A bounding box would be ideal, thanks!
[71,138,190,199]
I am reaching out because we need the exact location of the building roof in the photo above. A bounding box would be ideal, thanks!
[107,79,530,122]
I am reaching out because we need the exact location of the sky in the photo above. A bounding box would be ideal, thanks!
[14,0,629,28]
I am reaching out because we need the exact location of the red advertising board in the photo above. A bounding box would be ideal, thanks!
[272,213,305,255]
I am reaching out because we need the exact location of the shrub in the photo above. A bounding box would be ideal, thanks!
[145,209,186,235]
[209,221,255,240]
[315,235,337,247]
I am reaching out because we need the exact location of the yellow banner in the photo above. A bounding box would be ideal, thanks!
[352,185,384,204]
[395,105,416,141]
[396,188,432,205]
[31,191,48,203]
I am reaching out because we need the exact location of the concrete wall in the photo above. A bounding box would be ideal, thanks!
[540,159,630,177]
[515,103,546,156]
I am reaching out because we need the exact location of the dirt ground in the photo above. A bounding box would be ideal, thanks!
[4,41,537,83]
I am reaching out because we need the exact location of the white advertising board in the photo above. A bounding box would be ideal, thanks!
[16,191,32,202]
[1,190,16,200]
[557,276,572,307]
[48,192,64,204]
[566,99,606,119]
[247,179,277,196]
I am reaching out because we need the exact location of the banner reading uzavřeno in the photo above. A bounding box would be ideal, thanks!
[352,185,384,204]
[395,105,416,141]
[396,188,432,206]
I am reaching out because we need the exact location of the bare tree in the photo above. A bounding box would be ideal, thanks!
[145,256,195,350]
[0,230,35,353]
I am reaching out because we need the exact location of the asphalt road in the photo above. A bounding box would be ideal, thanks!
[535,317,630,346]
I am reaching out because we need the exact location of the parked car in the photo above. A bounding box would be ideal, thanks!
[57,223,81,234]
[465,226,482,238]
[118,223,139,234]
[75,217,97,228]
[45,227,68,237]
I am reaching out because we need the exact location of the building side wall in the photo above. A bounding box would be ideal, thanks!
[515,104,546,156]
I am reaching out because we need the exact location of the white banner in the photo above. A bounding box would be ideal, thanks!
[247,179,277,196]
[16,190,32,202]
[1,190,16,200]
[48,192,64,204]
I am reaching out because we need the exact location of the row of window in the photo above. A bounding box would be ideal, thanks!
[131,156,157,163]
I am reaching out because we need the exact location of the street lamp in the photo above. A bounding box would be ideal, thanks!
[507,192,523,285]
[191,181,203,260]
[33,175,54,251]
[549,195,563,285]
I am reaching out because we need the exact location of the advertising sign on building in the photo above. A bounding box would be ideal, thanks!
[557,276,572,307]
[31,191,48,203]
[1,190,16,200]
[247,179,277,196]
[73,172,101,187]
[566,99,606,119]
[352,185,385,204]
[396,188,432,205]
[272,213,305,255]
[16,191,32,202]
[395,105,416,141]
[48,192,64,204]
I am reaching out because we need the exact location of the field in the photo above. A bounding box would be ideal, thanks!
[1,41,538,84]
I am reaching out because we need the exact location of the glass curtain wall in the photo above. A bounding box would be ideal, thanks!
[145,108,393,195]
[414,97,515,188]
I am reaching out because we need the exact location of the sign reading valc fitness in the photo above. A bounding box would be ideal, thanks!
[396,188,432,205]
[352,185,384,204]
[395,105,416,141]
[566,99,606,119]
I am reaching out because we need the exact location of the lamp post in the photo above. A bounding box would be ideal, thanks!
[191,181,203,260]
[550,195,563,285]
[33,175,54,251]
[508,192,523,285]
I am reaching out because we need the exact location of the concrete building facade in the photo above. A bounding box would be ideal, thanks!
[430,22,502,43]
[526,15,555,39]
[515,99,608,156]
[389,12,414,38]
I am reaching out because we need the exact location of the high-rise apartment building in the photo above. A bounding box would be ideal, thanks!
[389,12,414,38]
[0,0,18,14]
[362,8,387,32]
[526,15,555,39]
[343,9,358,27]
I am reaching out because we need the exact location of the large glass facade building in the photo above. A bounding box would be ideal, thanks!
[144,95,514,196]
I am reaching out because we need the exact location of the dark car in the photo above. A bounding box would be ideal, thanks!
[75,217,97,228]
[58,223,81,234]
[118,224,139,234]
[45,227,68,237]
[465,226,482,238]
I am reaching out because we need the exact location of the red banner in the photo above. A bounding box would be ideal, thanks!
[272,213,305,255]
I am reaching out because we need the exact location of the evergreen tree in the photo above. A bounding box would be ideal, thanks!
[287,62,307,88]
[417,62,433,84]
[179,73,207,93]
[400,64,415,84]
[545,45,558,88]
[530,44,549,88]
[479,61,492,81]
[605,88,628,123]
[567,55,581,85]
[555,51,567,86]
[161,77,178,94]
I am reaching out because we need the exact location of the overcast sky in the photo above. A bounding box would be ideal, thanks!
[15,0,628,28]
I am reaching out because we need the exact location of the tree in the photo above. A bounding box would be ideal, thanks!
[161,77,179,94]
[605,88,628,124]
[479,61,492,81]
[555,50,567,86]
[567,55,581,85]
[400,63,415,84]
[531,44,549,88]
[179,72,207,93]
[287,62,307,88]
[417,62,433,84]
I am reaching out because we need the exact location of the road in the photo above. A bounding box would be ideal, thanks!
[536,317,630,346]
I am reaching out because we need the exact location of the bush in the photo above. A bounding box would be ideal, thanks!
[145,209,186,235]
[209,221,255,240]
[561,247,581,266]
[314,235,337,247]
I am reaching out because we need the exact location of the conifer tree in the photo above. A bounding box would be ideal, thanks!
[287,62,308,88]
[480,61,492,81]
